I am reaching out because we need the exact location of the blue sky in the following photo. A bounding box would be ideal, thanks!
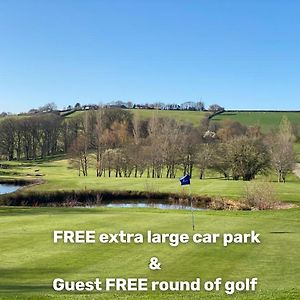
[0,0,300,112]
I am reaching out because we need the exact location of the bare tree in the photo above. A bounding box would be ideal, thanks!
[196,143,214,179]
[210,142,231,179]
[39,102,57,112]
[69,134,89,176]
[147,114,164,178]
[228,136,270,181]
[270,116,296,182]
[0,117,16,160]
[94,109,104,177]
[208,104,224,112]
[216,120,247,141]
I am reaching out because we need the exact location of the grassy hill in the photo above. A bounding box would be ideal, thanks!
[128,109,208,127]
[2,109,300,161]
[59,109,300,132]
[3,109,299,131]
[64,109,208,126]
[210,111,300,161]
[211,111,300,132]
[59,109,300,163]
[1,110,300,299]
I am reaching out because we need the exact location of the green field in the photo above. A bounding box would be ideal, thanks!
[0,206,299,299]
[65,109,208,127]
[4,109,300,131]
[211,111,300,132]
[0,162,299,299]
[1,157,300,204]
[1,110,300,299]
[63,110,84,119]
[128,109,208,127]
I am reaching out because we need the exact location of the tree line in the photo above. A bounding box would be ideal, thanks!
[0,109,296,182]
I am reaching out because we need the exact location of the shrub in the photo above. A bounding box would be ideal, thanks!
[244,181,277,210]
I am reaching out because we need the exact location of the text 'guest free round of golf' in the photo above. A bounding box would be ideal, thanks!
[51,230,261,295]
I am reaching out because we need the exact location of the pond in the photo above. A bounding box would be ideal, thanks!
[0,186,208,210]
[0,184,21,195]
[96,202,204,211]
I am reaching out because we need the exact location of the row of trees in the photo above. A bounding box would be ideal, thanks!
[67,110,296,182]
[0,109,296,182]
[58,100,223,112]
[0,114,62,160]
[1,101,224,117]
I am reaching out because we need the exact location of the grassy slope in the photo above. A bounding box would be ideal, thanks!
[2,158,300,204]
[2,110,298,130]
[63,110,84,118]
[0,111,299,299]
[212,111,300,163]
[0,207,299,299]
[128,109,207,127]
[65,109,208,127]
[211,111,300,132]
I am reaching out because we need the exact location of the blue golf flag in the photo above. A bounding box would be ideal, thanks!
[179,174,190,185]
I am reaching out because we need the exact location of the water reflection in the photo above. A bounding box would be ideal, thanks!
[0,184,20,195]
[104,202,204,210]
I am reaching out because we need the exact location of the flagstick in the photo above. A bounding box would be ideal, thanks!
[180,174,194,231]
[189,185,195,231]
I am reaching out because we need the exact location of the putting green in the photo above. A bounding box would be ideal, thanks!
[0,206,299,299]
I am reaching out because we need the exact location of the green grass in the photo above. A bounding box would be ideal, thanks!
[1,146,299,299]
[0,206,299,299]
[294,143,300,162]
[211,111,300,132]
[211,112,300,161]
[63,110,84,118]
[2,110,299,131]
[1,110,299,299]
[2,157,300,204]
[65,109,208,127]
[128,109,208,127]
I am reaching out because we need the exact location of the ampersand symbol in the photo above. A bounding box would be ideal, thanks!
[148,256,161,270]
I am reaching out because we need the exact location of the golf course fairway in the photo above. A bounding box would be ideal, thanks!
[0,206,299,299]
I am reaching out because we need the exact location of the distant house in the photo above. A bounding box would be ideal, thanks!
[134,104,154,109]
[162,104,180,110]
[181,102,197,110]
[82,104,99,111]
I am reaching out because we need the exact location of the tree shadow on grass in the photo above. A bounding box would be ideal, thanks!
[0,284,51,294]
[0,268,58,295]
[0,266,75,279]
[0,206,111,217]
[0,266,94,295]
[269,231,295,234]
[16,154,66,165]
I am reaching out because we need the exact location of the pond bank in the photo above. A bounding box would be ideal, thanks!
[0,180,293,210]
[0,189,244,210]
[0,178,38,186]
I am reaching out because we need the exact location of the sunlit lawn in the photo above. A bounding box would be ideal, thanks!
[0,206,299,299]
[2,157,300,204]
[211,111,300,132]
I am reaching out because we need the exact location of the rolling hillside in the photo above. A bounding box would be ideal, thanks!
[128,109,208,126]
[65,109,208,127]
[211,111,300,131]
[2,108,300,132]
[211,111,300,161]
